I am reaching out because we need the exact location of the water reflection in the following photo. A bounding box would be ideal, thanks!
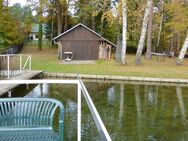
[107,86,115,105]
[147,86,158,106]
[135,85,143,141]
[25,84,49,98]
[119,84,124,125]
[4,81,188,141]
[176,86,186,124]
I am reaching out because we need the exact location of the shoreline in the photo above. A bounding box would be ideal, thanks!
[43,72,188,84]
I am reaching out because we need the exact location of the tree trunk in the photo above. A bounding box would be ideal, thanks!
[50,16,54,46]
[156,0,164,50]
[56,0,63,59]
[63,1,68,32]
[38,22,43,50]
[6,0,8,6]
[57,1,62,35]
[100,18,104,35]
[135,0,152,65]
[116,25,121,63]
[156,17,163,49]
[38,0,43,51]
[177,33,180,52]
[121,0,127,64]
[170,36,174,52]
[64,15,68,32]
[92,15,96,31]
[146,1,153,59]
[177,32,188,65]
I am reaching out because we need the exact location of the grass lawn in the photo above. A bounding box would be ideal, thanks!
[21,45,188,79]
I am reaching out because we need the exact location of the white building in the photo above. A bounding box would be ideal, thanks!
[29,24,46,41]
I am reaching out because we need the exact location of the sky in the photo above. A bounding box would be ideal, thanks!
[9,0,27,7]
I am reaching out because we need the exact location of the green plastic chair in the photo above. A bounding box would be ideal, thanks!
[0,98,64,141]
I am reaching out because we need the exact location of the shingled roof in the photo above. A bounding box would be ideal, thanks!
[53,23,117,48]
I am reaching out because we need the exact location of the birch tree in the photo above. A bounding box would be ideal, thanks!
[165,0,188,58]
[156,0,164,51]
[176,32,188,65]
[135,0,152,65]
[121,0,127,64]
[146,0,153,59]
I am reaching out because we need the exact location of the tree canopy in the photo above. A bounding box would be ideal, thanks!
[0,1,33,52]
[0,0,187,63]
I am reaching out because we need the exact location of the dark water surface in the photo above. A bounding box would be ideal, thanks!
[2,80,188,141]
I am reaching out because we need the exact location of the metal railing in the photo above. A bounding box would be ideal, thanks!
[0,54,32,78]
[0,79,112,141]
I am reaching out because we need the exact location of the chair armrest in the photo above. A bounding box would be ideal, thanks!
[58,109,64,141]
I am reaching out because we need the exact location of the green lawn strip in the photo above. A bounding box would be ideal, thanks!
[22,45,188,79]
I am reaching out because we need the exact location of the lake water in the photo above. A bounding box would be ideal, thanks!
[2,80,188,141]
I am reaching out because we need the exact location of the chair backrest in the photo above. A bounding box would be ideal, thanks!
[0,98,64,129]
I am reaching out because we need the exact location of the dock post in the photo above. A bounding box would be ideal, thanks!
[20,55,22,74]
[29,56,32,70]
[7,55,10,78]
[8,91,11,97]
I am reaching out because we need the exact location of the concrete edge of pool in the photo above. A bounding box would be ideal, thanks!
[1,71,188,96]
[43,72,188,84]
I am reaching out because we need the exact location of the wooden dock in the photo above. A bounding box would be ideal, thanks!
[0,70,43,96]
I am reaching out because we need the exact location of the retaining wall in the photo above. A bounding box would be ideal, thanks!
[43,72,188,84]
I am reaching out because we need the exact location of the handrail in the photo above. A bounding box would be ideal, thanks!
[23,55,31,70]
[79,79,112,141]
[0,79,112,141]
[0,54,32,78]
[0,54,31,57]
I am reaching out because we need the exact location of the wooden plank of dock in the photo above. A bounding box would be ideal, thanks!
[0,70,43,96]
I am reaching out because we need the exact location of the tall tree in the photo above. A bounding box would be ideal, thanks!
[56,0,63,34]
[63,0,68,31]
[135,0,152,65]
[176,32,188,65]
[121,0,127,64]
[0,1,19,52]
[146,0,153,59]
[75,0,103,31]
[91,0,96,31]
[162,0,188,56]
[156,0,164,51]
[75,0,90,25]
[27,0,47,50]
[38,0,43,50]
[9,3,33,45]
[22,5,34,34]
[54,0,64,59]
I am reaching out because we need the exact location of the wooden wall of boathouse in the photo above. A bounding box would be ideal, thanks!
[56,25,115,60]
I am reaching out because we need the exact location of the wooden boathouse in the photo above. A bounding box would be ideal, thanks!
[53,23,117,60]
